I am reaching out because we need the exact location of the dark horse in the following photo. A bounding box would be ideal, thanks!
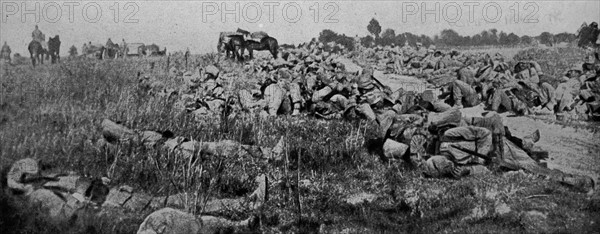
[28,40,45,67]
[227,35,247,61]
[104,40,121,59]
[244,36,279,60]
[47,35,61,63]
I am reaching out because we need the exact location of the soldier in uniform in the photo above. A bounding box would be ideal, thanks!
[1,41,11,62]
[32,25,47,50]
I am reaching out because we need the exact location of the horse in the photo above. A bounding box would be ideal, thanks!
[47,35,61,63]
[245,36,279,59]
[227,35,247,61]
[28,40,45,67]
[104,40,121,59]
[218,31,243,59]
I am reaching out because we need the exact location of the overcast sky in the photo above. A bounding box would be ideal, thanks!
[1,0,598,56]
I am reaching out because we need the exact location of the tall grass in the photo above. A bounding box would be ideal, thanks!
[1,52,599,233]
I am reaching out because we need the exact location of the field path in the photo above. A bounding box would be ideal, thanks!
[502,115,600,180]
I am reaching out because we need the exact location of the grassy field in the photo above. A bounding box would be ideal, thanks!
[1,47,599,233]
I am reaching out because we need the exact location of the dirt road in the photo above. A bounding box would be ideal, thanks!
[502,115,600,180]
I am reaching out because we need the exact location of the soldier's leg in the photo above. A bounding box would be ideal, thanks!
[329,94,349,110]
[554,83,575,112]
[356,103,376,121]
[264,84,284,116]
[451,80,476,107]
[238,90,259,110]
[442,126,492,162]
[539,82,556,109]
[311,86,333,103]
[471,113,505,158]
[289,83,303,115]
[200,215,254,230]
[431,100,452,112]
[491,89,513,112]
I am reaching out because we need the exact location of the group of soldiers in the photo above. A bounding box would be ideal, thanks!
[175,39,600,122]
[0,25,45,62]
[151,39,596,192]
[3,33,598,233]
[5,117,291,232]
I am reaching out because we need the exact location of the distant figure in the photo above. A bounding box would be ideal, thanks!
[82,43,88,55]
[184,48,190,67]
[106,38,114,47]
[104,38,119,59]
[32,25,44,42]
[121,39,127,57]
[32,25,47,50]
[1,41,11,62]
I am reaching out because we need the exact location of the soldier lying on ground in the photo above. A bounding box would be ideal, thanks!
[99,119,285,162]
[3,157,269,232]
[400,107,596,193]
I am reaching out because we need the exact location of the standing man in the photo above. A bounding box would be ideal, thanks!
[1,41,11,62]
[32,25,44,42]
[121,39,128,58]
[82,43,88,56]
[184,48,190,68]
[32,25,47,50]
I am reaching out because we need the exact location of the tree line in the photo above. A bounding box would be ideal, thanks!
[315,18,581,50]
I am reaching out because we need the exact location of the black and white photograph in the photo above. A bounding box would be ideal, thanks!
[1,0,599,233]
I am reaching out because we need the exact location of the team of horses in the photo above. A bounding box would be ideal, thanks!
[218,32,279,61]
[28,36,61,67]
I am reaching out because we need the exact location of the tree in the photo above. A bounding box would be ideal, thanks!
[520,35,533,45]
[361,35,375,47]
[317,29,355,51]
[489,29,499,45]
[69,45,78,57]
[577,25,598,47]
[420,34,433,47]
[507,33,520,45]
[554,32,576,43]
[498,31,509,45]
[538,32,554,46]
[367,18,382,39]
[438,29,462,46]
[394,34,406,46]
[318,29,338,43]
[381,28,395,39]
[403,32,418,46]
[380,28,396,46]
[472,34,483,46]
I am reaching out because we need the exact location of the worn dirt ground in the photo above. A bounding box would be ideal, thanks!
[502,115,600,180]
